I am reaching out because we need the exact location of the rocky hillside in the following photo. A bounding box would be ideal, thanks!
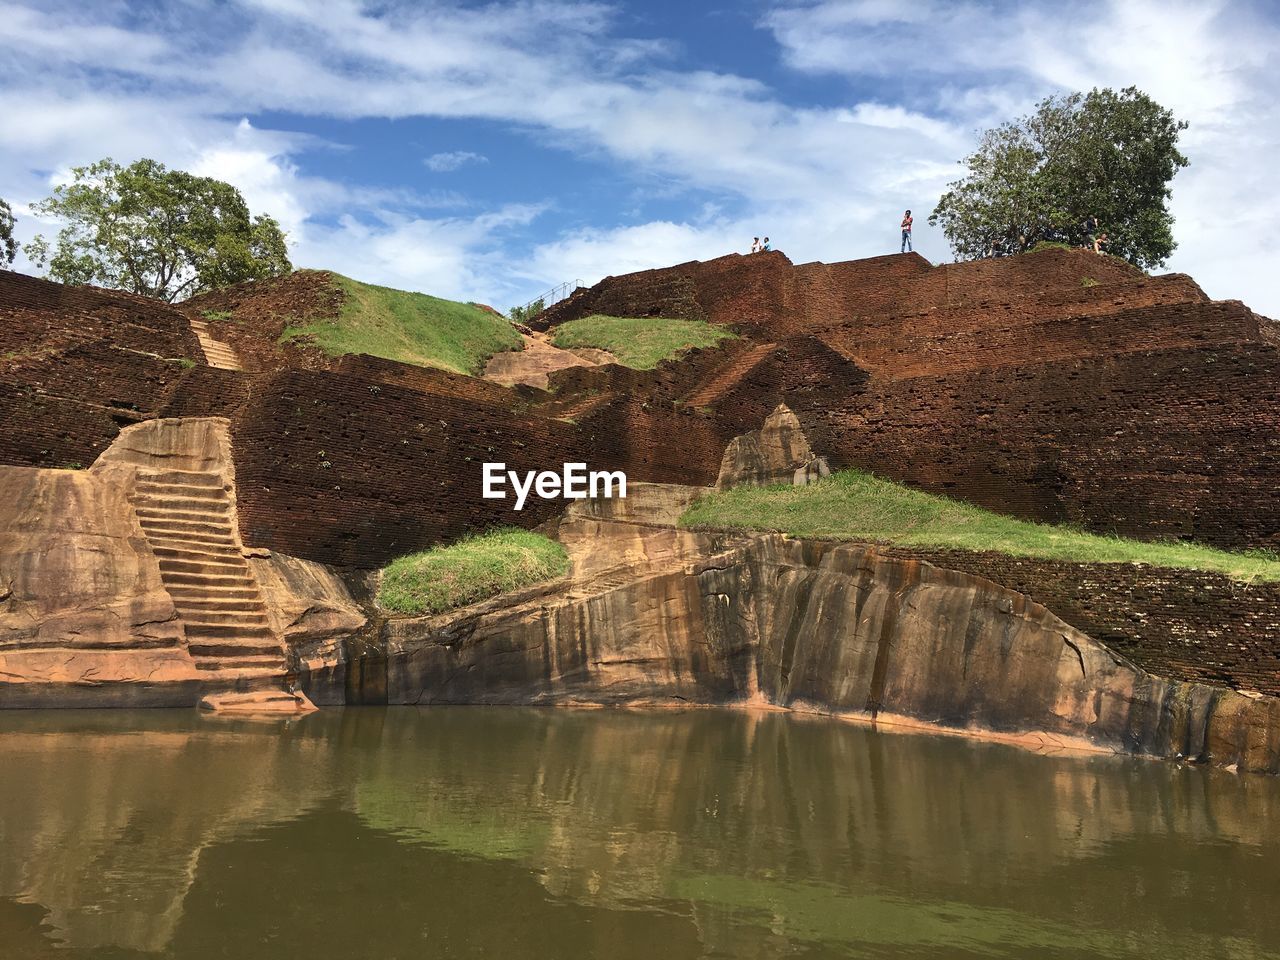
[184,269,522,375]
[2,247,1279,735]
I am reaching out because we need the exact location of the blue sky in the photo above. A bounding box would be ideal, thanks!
[2,0,1278,315]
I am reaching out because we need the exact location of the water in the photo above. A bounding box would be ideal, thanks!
[0,708,1277,960]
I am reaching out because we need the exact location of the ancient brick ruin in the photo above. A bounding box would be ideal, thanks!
[2,245,1278,700]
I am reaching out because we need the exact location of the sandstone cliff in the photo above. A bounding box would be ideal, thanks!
[327,481,1280,775]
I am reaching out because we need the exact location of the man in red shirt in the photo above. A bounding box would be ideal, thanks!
[900,210,913,253]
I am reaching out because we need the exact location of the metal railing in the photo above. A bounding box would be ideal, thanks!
[515,279,584,317]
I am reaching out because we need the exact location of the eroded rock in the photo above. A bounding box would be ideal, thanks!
[716,403,829,489]
[362,514,1280,775]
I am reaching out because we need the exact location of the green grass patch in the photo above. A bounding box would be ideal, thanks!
[378,528,570,616]
[551,314,735,369]
[201,309,234,322]
[281,274,523,375]
[680,469,1280,583]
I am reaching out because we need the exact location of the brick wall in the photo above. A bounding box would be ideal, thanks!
[530,249,1275,551]
[0,270,206,468]
[819,341,1280,549]
[229,369,734,568]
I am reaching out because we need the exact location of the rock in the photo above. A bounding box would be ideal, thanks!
[364,503,1280,776]
[0,418,366,707]
[247,551,367,673]
[716,403,828,489]
[0,464,197,705]
[198,689,318,715]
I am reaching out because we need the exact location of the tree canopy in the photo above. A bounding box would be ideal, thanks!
[0,197,15,266]
[929,87,1189,269]
[25,158,291,301]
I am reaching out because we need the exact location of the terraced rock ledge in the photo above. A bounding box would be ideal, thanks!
[317,480,1280,775]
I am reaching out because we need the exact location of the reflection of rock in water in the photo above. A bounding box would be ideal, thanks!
[350,710,1280,956]
[0,712,352,952]
[2,709,1279,957]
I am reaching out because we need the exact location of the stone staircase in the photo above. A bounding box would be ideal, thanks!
[130,469,287,681]
[553,391,618,422]
[188,317,243,371]
[681,343,778,409]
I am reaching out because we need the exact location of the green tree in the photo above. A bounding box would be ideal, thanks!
[0,197,15,266]
[508,297,545,325]
[25,158,291,301]
[930,87,1189,269]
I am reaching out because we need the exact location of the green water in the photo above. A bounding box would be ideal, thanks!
[0,708,1277,959]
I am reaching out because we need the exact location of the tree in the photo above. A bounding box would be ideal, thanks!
[509,298,545,325]
[930,87,1189,269]
[25,158,291,301]
[0,197,15,266]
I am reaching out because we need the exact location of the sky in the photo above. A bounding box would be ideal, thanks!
[1,0,1277,315]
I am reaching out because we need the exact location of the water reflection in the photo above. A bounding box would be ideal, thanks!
[0,708,1277,959]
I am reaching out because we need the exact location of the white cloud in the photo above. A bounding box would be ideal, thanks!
[0,0,1277,315]
[762,0,1280,315]
[424,151,488,172]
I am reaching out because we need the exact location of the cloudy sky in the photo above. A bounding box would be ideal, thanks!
[1,0,1277,315]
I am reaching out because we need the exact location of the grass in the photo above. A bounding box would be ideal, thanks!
[280,274,523,375]
[378,528,570,616]
[680,469,1280,583]
[201,309,234,322]
[551,314,735,369]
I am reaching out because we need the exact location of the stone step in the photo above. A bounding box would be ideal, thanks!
[158,556,250,576]
[167,584,262,601]
[151,542,244,561]
[189,642,282,660]
[136,510,233,530]
[683,343,778,409]
[180,616,270,632]
[141,470,224,488]
[135,481,227,502]
[174,597,270,614]
[161,571,257,588]
[555,392,617,422]
[188,636,281,658]
[133,495,231,516]
[139,526,238,546]
[184,617,273,635]
[136,511,235,531]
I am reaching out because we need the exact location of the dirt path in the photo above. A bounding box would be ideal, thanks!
[482,332,614,390]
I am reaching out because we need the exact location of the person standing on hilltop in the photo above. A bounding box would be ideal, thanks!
[750,237,760,253]
[900,210,913,253]
[1084,215,1099,251]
